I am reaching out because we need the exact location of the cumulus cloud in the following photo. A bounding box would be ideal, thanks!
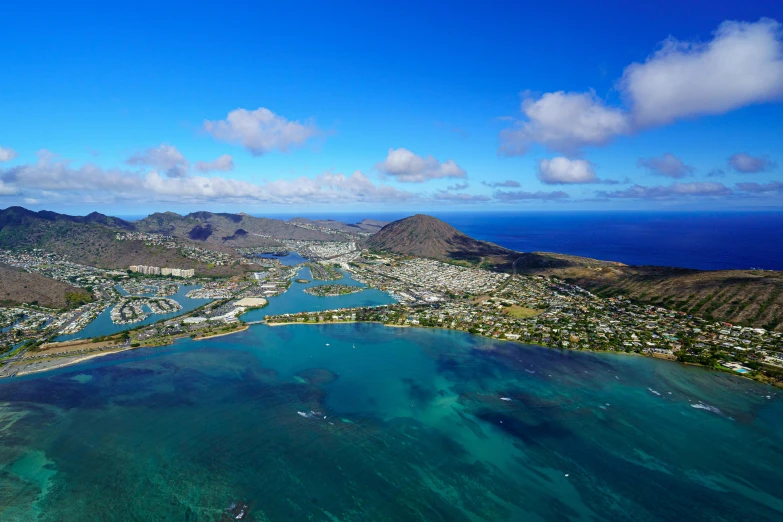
[500,19,783,154]
[637,153,694,178]
[728,152,777,173]
[482,180,521,188]
[0,180,18,195]
[261,171,416,204]
[204,107,320,156]
[736,181,783,194]
[499,92,630,155]
[376,148,467,182]
[127,144,189,178]
[597,182,732,199]
[0,152,414,206]
[4,150,142,192]
[494,189,570,202]
[0,146,17,162]
[622,19,783,127]
[433,191,491,203]
[194,154,234,173]
[538,157,598,184]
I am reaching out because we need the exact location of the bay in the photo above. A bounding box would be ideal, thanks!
[1,322,781,521]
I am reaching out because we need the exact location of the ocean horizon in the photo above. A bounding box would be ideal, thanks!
[114,211,783,272]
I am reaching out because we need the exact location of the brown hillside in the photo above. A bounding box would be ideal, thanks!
[367,214,512,262]
[0,264,92,309]
[551,265,783,332]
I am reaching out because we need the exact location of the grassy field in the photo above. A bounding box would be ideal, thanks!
[502,305,542,319]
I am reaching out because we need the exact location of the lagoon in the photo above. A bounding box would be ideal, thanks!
[55,284,211,342]
[241,266,396,322]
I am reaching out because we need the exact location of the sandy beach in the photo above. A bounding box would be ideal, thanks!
[194,324,249,340]
[13,346,135,377]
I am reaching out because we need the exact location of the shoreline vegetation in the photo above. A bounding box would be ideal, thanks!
[0,302,251,378]
[2,299,779,387]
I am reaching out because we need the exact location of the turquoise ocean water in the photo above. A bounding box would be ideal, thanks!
[1,270,782,521]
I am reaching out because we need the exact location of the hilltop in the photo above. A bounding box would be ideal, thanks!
[0,207,369,272]
[366,214,612,272]
[367,214,512,260]
[0,207,241,276]
[0,206,135,231]
[135,211,339,246]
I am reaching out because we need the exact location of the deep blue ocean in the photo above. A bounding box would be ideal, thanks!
[117,212,783,271]
[276,211,783,271]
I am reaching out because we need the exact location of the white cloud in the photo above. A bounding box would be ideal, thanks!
[261,171,416,204]
[494,189,570,202]
[3,150,141,192]
[0,146,17,162]
[0,180,18,195]
[376,148,467,182]
[538,157,597,185]
[433,191,490,203]
[621,19,783,127]
[194,154,234,173]
[597,182,732,199]
[499,92,630,155]
[0,153,414,206]
[482,180,520,188]
[736,181,783,194]
[637,153,694,178]
[204,107,320,156]
[500,19,783,154]
[728,152,777,173]
[127,144,189,178]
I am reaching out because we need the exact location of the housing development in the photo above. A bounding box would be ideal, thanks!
[2,229,783,387]
[129,265,195,277]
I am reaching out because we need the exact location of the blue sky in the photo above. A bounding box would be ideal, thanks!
[1,0,782,214]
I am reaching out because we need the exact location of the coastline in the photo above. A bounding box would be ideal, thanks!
[262,319,780,388]
[3,324,250,378]
[3,318,776,388]
[13,346,135,377]
[266,320,374,327]
[193,324,249,340]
